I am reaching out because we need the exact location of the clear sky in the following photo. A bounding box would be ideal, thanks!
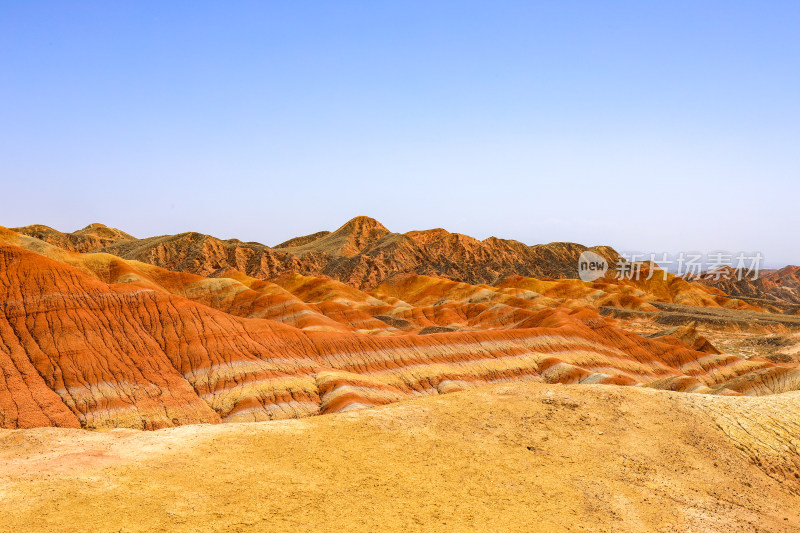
[1,1,798,266]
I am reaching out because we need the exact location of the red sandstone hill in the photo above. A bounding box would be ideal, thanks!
[13,218,798,308]
[11,222,136,253]
[13,216,620,289]
[702,265,800,306]
[1,225,799,430]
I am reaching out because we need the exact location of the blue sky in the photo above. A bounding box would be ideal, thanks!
[1,1,798,265]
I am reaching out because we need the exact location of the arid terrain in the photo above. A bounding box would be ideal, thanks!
[1,217,800,531]
[2,382,800,532]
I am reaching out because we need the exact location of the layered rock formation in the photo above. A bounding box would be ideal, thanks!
[702,265,800,305]
[11,222,136,253]
[2,224,799,430]
[13,216,620,289]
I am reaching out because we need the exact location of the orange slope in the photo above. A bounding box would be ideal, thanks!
[0,231,794,430]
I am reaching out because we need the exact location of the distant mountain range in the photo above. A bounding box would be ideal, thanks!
[13,216,799,304]
[12,216,619,288]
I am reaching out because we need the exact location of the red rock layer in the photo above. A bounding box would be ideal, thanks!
[11,223,136,253]
[13,217,621,289]
[702,265,800,305]
[2,225,798,430]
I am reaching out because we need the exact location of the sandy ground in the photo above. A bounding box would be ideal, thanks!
[1,382,800,532]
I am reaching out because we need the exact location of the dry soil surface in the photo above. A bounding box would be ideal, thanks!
[1,382,800,532]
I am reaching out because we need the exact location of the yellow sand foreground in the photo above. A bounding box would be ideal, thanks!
[1,382,799,532]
